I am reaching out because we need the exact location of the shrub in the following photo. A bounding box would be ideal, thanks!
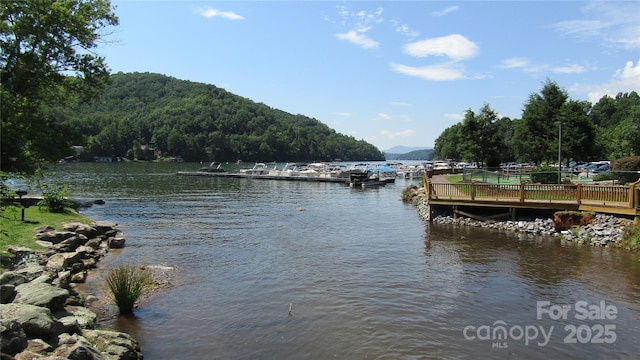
[620,221,640,252]
[105,265,152,315]
[611,156,640,184]
[529,165,559,184]
[593,172,614,182]
[37,182,73,213]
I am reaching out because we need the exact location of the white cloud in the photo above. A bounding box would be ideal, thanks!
[404,34,479,61]
[197,8,244,20]
[444,113,464,121]
[378,113,392,120]
[551,64,586,74]
[552,1,640,49]
[432,6,459,17]
[500,57,530,69]
[571,60,640,103]
[381,129,415,139]
[335,30,379,49]
[390,62,465,81]
[391,20,419,38]
[334,6,383,49]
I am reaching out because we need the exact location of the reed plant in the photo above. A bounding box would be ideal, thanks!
[105,265,152,315]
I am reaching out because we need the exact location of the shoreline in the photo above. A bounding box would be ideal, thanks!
[408,187,635,249]
[0,220,145,359]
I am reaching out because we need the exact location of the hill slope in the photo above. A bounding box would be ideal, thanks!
[62,72,384,162]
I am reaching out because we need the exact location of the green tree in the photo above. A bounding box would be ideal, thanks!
[1,0,118,174]
[594,92,640,159]
[434,123,463,160]
[512,79,569,164]
[458,104,502,167]
[557,100,597,163]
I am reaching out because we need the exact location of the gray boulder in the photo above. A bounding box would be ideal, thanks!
[83,330,143,360]
[53,234,87,252]
[0,318,27,355]
[1,284,16,304]
[55,306,97,330]
[46,252,83,272]
[0,303,61,339]
[34,230,77,245]
[53,333,106,360]
[107,237,125,249]
[14,282,70,311]
[62,222,99,239]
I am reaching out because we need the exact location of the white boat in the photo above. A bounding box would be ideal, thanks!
[239,162,278,175]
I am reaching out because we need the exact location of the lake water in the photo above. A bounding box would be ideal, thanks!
[51,162,639,359]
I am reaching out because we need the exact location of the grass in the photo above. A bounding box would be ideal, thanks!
[105,265,152,315]
[618,220,640,252]
[1,205,90,266]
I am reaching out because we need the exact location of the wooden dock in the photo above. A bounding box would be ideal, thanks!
[424,175,640,221]
[176,171,349,183]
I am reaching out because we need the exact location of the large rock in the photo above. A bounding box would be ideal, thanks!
[53,234,87,253]
[46,252,83,272]
[1,284,17,304]
[0,318,28,355]
[92,221,118,237]
[62,222,99,238]
[55,306,97,330]
[83,330,143,360]
[0,271,30,287]
[0,303,61,339]
[53,333,106,360]
[34,230,77,245]
[14,282,70,311]
[553,211,595,231]
[107,237,126,249]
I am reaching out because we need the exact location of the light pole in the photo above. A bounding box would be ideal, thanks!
[554,121,563,183]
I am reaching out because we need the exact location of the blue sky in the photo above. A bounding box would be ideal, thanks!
[99,1,640,151]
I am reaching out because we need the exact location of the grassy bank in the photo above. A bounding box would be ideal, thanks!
[619,221,640,252]
[1,205,90,267]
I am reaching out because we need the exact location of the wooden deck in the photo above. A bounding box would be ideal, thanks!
[424,175,640,220]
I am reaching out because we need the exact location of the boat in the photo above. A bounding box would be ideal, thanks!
[348,170,386,188]
[198,162,226,173]
[239,162,278,176]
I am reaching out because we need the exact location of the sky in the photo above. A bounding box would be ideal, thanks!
[98,1,640,151]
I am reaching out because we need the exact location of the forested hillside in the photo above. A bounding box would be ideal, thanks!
[61,72,384,162]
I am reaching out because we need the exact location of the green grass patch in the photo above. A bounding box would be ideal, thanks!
[444,175,463,183]
[1,205,90,263]
[618,220,640,252]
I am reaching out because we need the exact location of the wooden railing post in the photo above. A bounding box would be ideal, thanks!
[471,181,476,201]
[576,183,582,205]
[629,178,640,209]
[519,183,525,203]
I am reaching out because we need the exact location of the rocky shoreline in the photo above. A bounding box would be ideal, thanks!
[408,187,634,247]
[0,221,143,360]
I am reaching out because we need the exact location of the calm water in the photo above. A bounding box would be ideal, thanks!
[50,162,639,359]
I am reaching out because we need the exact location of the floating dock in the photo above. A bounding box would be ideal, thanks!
[176,171,349,183]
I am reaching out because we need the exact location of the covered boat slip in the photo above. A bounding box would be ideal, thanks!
[424,175,640,220]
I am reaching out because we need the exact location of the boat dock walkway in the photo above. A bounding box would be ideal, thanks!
[424,174,640,220]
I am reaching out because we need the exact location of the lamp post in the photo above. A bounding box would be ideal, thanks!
[554,121,563,183]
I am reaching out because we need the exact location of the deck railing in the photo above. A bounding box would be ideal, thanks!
[425,176,640,210]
